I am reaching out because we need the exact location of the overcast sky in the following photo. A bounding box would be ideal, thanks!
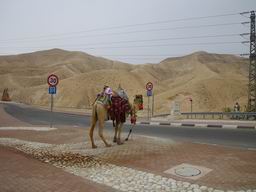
[0,0,255,64]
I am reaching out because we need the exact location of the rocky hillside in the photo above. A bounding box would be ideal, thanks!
[0,49,249,113]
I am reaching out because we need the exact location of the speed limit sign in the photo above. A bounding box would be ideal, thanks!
[47,74,59,87]
[146,82,153,91]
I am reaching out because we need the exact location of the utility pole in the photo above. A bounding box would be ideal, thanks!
[248,11,256,112]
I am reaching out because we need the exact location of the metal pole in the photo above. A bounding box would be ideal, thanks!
[50,94,53,128]
[152,91,154,117]
[190,100,192,118]
[248,11,256,111]
[148,95,150,120]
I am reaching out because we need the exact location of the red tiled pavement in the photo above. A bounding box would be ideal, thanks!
[101,138,256,191]
[0,146,116,192]
[1,102,256,191]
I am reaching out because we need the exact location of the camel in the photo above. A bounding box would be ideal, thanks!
[89,86,140,148]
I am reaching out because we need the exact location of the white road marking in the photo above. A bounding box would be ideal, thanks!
[195,124,208,127]
[222,125,237,129]
[0,127,57,131]
[150,122,160,125]
[171,123,182,126]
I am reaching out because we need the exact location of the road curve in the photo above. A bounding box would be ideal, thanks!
[1,102,256,149]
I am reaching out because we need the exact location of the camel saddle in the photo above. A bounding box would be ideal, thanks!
[108,95,130,124]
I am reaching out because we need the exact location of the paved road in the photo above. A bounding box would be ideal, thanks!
[2,103,256,149]
[3,103,89,127]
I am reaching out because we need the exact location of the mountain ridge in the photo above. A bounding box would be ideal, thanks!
[0,49,249,113]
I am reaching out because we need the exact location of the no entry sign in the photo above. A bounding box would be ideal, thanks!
[146,82,153,91]
[47,74,59,87]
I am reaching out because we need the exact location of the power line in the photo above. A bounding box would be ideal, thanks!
[0,50,245,57]
[69,41,244,49]
[0,41,243,50]
[100,54,244,59]
[64,33,242,46]
[99,53,244,57]
[0,10,252,61]
[0,33,242,48]
[0,52,245,60]
[0,22,244,44]
[98,54,185,57]
[0,10,250,43]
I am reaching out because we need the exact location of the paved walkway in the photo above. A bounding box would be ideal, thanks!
[0,146,115,192]
[1,103,256,192]
[1,126,256,191]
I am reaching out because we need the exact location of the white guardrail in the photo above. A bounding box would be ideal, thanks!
[154,112,256,120]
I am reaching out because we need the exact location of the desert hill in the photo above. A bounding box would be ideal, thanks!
[0,49,249,114]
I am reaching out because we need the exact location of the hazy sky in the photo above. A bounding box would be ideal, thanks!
[0,0,255,64]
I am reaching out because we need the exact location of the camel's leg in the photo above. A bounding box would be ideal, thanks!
[117,123,124,145]
[97,105,111,147]
[113,120,118,142]
[89,104,98,148]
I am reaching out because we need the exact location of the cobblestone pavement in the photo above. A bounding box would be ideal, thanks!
[1,127,256,192]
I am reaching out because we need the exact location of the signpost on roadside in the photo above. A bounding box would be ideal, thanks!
[47,74,59,128]
[189,97,193,113]
[146,82,153,120]
[189,97,193,119]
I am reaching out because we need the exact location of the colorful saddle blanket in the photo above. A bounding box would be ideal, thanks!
[96,94,112,107]
[108,95,131,124]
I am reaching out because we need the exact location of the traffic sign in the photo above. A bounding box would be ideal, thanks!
[47,74,59,87]
[147,90,152,96]
[146,82,153,91]
[49,86,57,94]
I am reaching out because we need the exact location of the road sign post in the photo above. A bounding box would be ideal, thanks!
[47,74,59,128]
[146,82,153,120]
[189,97,193,118]
[189,97,193,113]
[152,92,154,117]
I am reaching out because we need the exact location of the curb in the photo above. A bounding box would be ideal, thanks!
[107,121,256,130]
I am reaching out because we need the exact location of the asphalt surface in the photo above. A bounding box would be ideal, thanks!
[2,103,256,149]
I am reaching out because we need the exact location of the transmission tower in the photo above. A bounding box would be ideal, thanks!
[248,11,256,112]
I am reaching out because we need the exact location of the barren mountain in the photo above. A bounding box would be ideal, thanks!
[0,49,249,113]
